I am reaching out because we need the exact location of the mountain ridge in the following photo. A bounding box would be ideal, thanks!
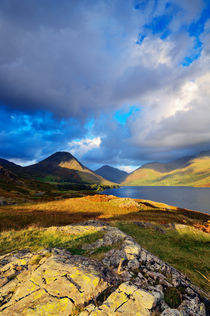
[95,165,128,183]
[0,152,114,186]
[123,153,210,187]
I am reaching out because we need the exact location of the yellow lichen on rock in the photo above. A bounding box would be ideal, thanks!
[25,297,73,316]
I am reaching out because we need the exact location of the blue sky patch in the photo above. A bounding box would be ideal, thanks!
[114,106,140,125]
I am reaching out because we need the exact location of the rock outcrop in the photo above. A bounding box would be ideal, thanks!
[0,222,208,315]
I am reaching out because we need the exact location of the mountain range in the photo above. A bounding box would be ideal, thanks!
[123,152,210,187]
[0,152,113,186]
[0,151,210,191]
[0,152,116,204]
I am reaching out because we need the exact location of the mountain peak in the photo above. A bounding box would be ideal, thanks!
[95,165,128,183]
[41,151,75,164]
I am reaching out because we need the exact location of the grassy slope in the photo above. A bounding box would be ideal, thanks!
[0,227,104,256]
[0,195,209,231]
[117,223,210,292]
[24,152,114,186]
[0,195,209,292]
[123,157,210,187]
[0,175,99,204]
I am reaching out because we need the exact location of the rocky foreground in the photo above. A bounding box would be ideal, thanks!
[0,222,208,315]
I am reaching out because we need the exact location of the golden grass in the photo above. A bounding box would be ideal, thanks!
[0,195,209,232]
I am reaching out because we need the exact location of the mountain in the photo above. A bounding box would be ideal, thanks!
[0,165,22,184]
[0,158,23,175]
[123,153,210,187]
[141,156,194,173]
[24,152,113,185]
[0,164,58,204]
[95,165,128,183]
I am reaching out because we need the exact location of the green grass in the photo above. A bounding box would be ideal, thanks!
[164,287,181,308]
[117,222,210,292]
[0,227,104,256]
[90,241,123,260]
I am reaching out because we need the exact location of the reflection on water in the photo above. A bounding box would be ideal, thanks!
[102,186,210,214]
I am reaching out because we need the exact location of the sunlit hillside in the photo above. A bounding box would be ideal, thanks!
[123,156,210,187]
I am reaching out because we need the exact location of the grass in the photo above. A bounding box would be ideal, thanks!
[0,195,209,293]
[117,222,210,292]
[123,156,210,187]
[164,287,181,308]
[0,195,208,232]
[90,241,123,260]
[0,227,104,256]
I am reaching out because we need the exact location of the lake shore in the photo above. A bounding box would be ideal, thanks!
[102,186,210,215]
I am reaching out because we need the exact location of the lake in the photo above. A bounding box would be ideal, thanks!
[102,186,210,215]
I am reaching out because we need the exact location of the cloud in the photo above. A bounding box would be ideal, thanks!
[68,137,101,158]
[0,0,203,119]
[0,0,209,166]
[0,0,141,119]
[0,107,85,161]
[117,165,138,173]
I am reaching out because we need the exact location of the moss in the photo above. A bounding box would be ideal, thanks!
[29,254,43,265]
[164,287,181,308]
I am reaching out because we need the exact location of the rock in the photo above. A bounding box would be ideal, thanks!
[0,249,115,315]
[161,308,182,315]
[127,258,140,270]
[0,222,207,315]
[178,299,206,316]
[140,250,147,262]
[150,289,164,303]
[133,288,156,309]
[88,283,156,316]
[102,249,127,269]
[118,282,138,294]
[124,241,141,260]
[159,300,170,311]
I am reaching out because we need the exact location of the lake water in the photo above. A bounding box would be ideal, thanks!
[102,186,210,215]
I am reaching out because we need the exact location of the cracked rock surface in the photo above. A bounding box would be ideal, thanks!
[0,221,208,315]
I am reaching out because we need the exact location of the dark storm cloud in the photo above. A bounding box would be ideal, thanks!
[0,107,85,161]
[0,0,209,166]
[0,0,140,118]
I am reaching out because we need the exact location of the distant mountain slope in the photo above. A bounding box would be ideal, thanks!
[24,152,113,185]
[142,156,194,173]
[0,165,58,204]
[0,165,22,184]
[0,158,23,175]
[123,154,210,187]
[95,165,128,183]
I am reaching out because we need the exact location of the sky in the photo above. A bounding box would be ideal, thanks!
[0,0,210,172]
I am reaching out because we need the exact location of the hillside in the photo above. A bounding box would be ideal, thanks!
[24,152,113,185]
[123,155,210,187]
[95,165,128,183]
[0,165,60,204]
[0,158,24,175]
[0,152,115,204]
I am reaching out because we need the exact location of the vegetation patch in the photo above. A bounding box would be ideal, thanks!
[164,287,181,308]
[89,241,123,260]
[1,195,208,233]
[0,227,104,255]
[117,222,210,292]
